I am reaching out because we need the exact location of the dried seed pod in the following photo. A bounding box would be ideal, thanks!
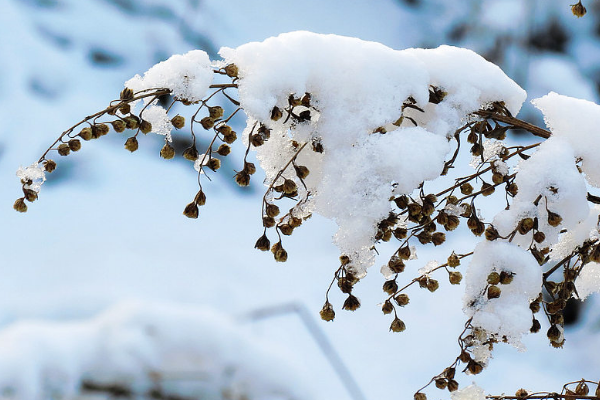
[224,63,238,78]
[254,234,270,251]
[488,285,501,299]
[160,143,175,159]
[408,203,422,217]
[289,217,303,228]
[111,120,126,133]
[13,198,27,212]
[492,172,504,185]
[506,182,519,196]
[340,255,351,265]
[459,350,471,363]
[499,271,514,285]
[208,106,224,119]
[250,134,265,147]
[120,87,134,100]
[417,231,432,244]
[79,127,93,141]
[279,224,294,236]
[216,144,231,156]
[343,294,361,311]
[119,103,131,115]
[533,231,546,244]
[182,147,199,161]
[393,228,407,240]
[575,380,589,395]
[572,1,586,17]
[530,299,541,313]
[444,367,456,379]
[481,182,495,196]
[414,392,427,400]
[445,215,460,231]
[382,300,394,315]
[271,242,288,262]
[427,279,439,293]
[449,271,462,285]
[547,210,562,227]
[235,171,251,187]
[383,280,398,295]
[140,120,152,134]
[245,162,256,175]
[487,272,501,285]
[23,188,38,202]
[200,117,214,130]
[124,137,139,152]
[320,302,335,321]
[194,190,206,206]
[432,232,446,246]
[170,115,185,129]
[183,202,199,219]
[265,203,280,218]
[467,360,483,375]
[547,324,561,341]
[530,318,541,333]
[207,158,221,171]
[460,183,473,195]
[389,317,406,332]
[447,253,460,267]
[485,226,499,241]
[398,246,412,260]
[294,165,310,179]
[388,256,405,273]
[394,195,409,209]
[447,380,459,392]
[518,218,534,235]
[395,293,410,306]
[68,139,81,152]
[124,116,139,130]
[43,160,57,173]
[58,143,71,156]
[282,179,297,194]
[515,389,529,399]
[262,216,276,228]
[435,379,447,390]
[271,106,283,121]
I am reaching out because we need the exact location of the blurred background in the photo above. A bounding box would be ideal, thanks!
[1,0,600,399]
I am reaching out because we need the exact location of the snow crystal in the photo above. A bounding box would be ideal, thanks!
[193,154,209,173]
[0,301,312,400]
[551,206,600,261]
[464,241,541,345]
[142,105,173,142]
[533,92,600,187]
[451,383,486,400]
[125,50,213,104]
[576,262,600,299]
[469,139,504,169]
[16,163,46,192]
[220,31,524,275]
[418,260,439,275]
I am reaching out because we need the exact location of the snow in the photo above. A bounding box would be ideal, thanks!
[142,105,173,142]
[0,301,313,400]
[125,50,213,104]
[463,241,542,346]
[15,163,46,193]
[577,263,600,299]
[533,92,600,187]
[451,383,486,400]
[221,31,525,276]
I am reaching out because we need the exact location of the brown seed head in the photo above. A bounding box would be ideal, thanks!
[43,160,57,173]
[518,218,535,235]
[182,147,199,161]
[200,117,214,130]
[530,318,541,333]
[515,389,529,399]
[343,294,361,311]
[383,280,399,295]
[254,234,271,251]
[140,120,152,134]
[194,190,206,206]
[320,302,335,321]
[124,116,139,130]
[432,232,446,246]
[271,106,283,121]
[467,360,484,375]
[23,188,38,202]
[216,144,231,156]
[435,379,447,390]
[395,293,410,306]
[282,179,297,194]
[235,171,251,187]
[460,183,473,195]
[427,279,439,293]
[547,324,561,342]
[294,165,310,180]
[279,224,294,236]
[111,120,126,133]
[487,272,501,285]
[449,271,462,285]
[572,1,587,17]
[183,202,199,219]
[79,127,93,141]
[547,210,562,227]
[448,252,460,267]
[224,63,239,78]
[160,143,175,159]
[207,158,221,171]
[499,271,514,285]
[57,143,70,156]
[382,300,394,315]
[447,380,459,392]
[492,172,504,185]
[68,139,82,152]
[533,231,546,244]
[262,216,276,228]
[208,106,224,119]
[120,87,134,100]
[13,198,27,212]
[244,162,257,175]
[171,115,185,129]
[389,317,406,332]
[485,226,499,241]
[488,285,501,299]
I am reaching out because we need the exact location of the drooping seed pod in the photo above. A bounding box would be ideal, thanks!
[320,302,335,321]
[124,137,138,152]
[485,226,499,241]
[575,380,589,396]
[254,234,270,251]
[459,350,471,363]
[271,106,283,121]
[487,285,501,299]
[200,117,214,130]
[262,216,276,228]
[13,198,27,213]
[224,63,238,78]
[271,241,288,262]
[449,271,462,285]
[530,318,541,333]
[194,190,206,206]
[294,165,310,180]
[23,188,38,202]
[445,215,460,231]
[68,139,81,152]
[171,115,185,129]
[343,294,361,311]
[447,380,459,392]
[460,183,473,195]
[279,224,294,236]
[518,218,535,235]
[183,202,199,219]
[506,182,518,196]
[182,147,199,161]
[124,116,140,130]
[435,379,447,390]
[499,271,514,285]
[120,87,134,100]
[394,195,409,209]
[208,106,224,119]
[223,131,237,144]
[427,279,439,293]
[382,300,394,315]
[431,232,446,246]
[43,160,57,173]
[481,182,495,196]
[282,179,297,194]
[547,210,562,227]
[245,162,257,175]
[447,252,460,267]
[289,217,303,228]
[111,120,126,133]
[79,127,93,141]
[119,103,131,115]
[235,171,251,187]
[487,272,501,285]
[160,143,175,159]
[414,392,427,400]
[216,144,230,156]
[383,280,398,295]
[533,231,546,244]
[140,120,152,134]
[250,133,265,147]
[572,1,586,17]
[207,158,221,171]
[57,143,70,156]
[467,360,483,375]
[389,317,406,332]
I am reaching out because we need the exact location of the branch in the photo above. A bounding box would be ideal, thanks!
[475,110,551,139]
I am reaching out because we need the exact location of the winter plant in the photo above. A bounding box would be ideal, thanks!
[14,29,600,400]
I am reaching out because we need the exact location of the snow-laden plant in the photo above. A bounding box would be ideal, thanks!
[14,31,600,399]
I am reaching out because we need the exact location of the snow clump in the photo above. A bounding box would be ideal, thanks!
[220,31,526,276]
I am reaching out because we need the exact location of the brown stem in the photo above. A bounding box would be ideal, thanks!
[475,110,551,139]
